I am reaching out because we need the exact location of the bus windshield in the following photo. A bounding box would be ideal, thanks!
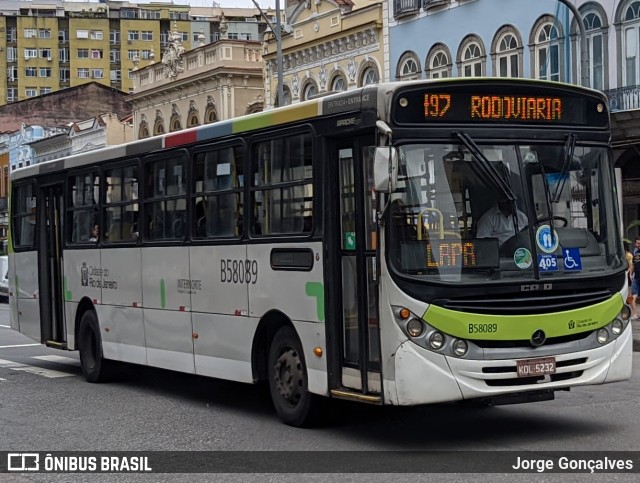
[388,141,624,282]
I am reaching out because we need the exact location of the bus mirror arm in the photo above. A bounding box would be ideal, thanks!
[373,121,398,194]
[376,120,393,137]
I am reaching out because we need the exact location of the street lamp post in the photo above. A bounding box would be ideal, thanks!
[252,0,284,106]
[275,0,284,106]
[556,0,589,88]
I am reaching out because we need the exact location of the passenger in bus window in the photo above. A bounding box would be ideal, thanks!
[476,195,528,246]
[89,224,99,242]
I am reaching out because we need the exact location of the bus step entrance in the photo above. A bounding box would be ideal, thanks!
[45,340,68,350]
[330,389,382,405]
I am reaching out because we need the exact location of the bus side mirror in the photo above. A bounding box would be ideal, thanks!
[374,146,398,193]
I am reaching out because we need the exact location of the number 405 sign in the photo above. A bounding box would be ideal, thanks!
[537,254,558,272]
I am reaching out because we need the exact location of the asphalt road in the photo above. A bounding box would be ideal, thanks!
[1,304,639,482]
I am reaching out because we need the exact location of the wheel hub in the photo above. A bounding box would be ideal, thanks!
[273,348,303,403]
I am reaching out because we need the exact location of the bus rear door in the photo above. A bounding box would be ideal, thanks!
[37,182,66,348]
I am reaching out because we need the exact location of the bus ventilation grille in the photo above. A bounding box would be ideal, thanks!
[436,289,612,315]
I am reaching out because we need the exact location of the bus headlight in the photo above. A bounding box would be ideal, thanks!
[406,318,424,338]
[597,328,609,344]
[620,304,631,321]
[429,331,445,350]
[452,339,468,357]
[611,319,623,336]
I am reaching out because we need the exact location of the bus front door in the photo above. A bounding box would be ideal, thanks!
[330,139,381,400]
[38,183,66,348]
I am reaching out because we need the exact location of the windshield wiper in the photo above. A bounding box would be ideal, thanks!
[536,154,556,245]
[551,133,577,203]
[454,131,516,202]
[454,131,522,237]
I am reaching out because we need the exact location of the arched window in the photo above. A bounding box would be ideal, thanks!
[273,85,292,107]
[170,117,182,132]
[622,1,640,86]
[495,32,520,77]
[187,101,199,128]
[534,22,561,81]
[330,73,346,92]
[583,12,604,90]
[425,44,452,79]
[154,122,165,135]
[138,119,150,139]
[458,36,485,77]
[187,113,199,127]
[302,80,318,101]
[396,51,421,80]
[360,66,379,86]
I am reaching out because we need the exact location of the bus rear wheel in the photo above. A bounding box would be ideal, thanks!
[78,310,113,383]
[268,326,318,427]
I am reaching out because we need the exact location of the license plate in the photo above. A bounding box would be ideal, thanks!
[516,357,556,377]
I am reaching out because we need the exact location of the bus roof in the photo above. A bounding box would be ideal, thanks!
[11,77,606,182]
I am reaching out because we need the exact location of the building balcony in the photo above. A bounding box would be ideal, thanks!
[423,0,448,10]
[605,85,640,112]
[394,0,420,18]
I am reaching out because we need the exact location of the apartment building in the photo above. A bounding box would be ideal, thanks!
[0,0,271,105]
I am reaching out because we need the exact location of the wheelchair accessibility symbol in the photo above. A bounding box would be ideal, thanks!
[563,247,582,271]
[536,225,559,253]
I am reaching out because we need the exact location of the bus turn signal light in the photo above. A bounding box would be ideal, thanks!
[313,347,323,357]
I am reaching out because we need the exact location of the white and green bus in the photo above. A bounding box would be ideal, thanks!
[8,78,632,426]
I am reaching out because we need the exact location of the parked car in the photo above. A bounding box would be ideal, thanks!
[0,255,8,303]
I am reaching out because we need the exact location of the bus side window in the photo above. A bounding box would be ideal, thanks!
[103,164,139,244]
[12,183,37,248]
[251,133,312,236]
[193,145,243,238]
[144,154,186,241]
[68,172,99,244]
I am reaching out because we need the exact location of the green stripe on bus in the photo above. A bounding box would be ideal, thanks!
[160,279,166,309]
[232,103,320,134]
[63,276,72,301]
[423,295,623,340]
[232,112,273,133]
[305,282,325,322]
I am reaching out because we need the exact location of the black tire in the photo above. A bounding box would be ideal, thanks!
[78,310,113,383]
[268,326,319,427]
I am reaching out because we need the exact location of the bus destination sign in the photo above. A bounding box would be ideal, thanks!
[392,83,607,127]
[424,94,563,122]
[400,238,499,271]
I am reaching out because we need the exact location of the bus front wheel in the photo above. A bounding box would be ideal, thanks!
[268,326,318,427]
[78,310,113,383]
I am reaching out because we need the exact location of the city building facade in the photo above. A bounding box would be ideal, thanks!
[128,29,265,139]
[262,0,385,108]
[386,0,640,234]
[0,0,272,104]
[28,114,134,164]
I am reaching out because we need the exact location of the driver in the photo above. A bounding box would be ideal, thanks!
[476,195,528,246]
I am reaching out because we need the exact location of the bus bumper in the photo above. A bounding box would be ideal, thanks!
[391,323,632,405]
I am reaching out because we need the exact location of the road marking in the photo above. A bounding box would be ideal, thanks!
[0,358,75,378]
[0,324,12,328]
[0,343,41,349]
[32,355,79,365]
[0,377,7,381]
